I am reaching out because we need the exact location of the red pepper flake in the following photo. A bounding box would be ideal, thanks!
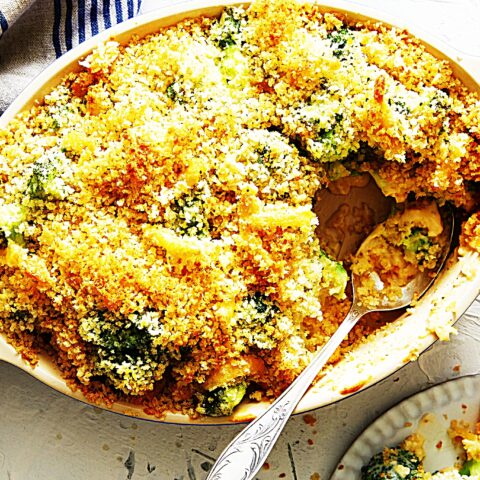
[436,440,443,449]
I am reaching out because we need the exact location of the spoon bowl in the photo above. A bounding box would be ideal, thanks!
[206,203,454,480]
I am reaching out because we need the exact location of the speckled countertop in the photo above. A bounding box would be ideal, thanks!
[1,1,480,479]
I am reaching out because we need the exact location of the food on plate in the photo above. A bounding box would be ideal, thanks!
[1,0,480,418]
[361,410,480,479]
[351,200,448,309]
[361,446,424,480]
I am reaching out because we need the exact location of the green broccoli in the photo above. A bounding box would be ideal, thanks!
[26,153,70,200]
[219,44,250,85]
[27,156,59,199]
[459,458,480,476]
[327,28,354,59]
[400,227,440,268]
[165,80,185,104]
[247,292,280,323]
[170,190,210,238]
[47,105,74,131]
[79,310,168,395]
[312,113,344,143]
[402,228,431,255]
[50,117,61,131]
[98,323,153,362]
[233,292,280,349]
[428,90,450,113]
[256,146,270,165]
[197,382,247,417]
[319,250,348,299]
[6,310,35,332]
[0,203,27,246]
[296,107,356,162]
[361,448,424,480]
[210,8,249,85]
[211,7,244,50]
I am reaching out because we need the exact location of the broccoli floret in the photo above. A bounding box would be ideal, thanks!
[0,203,27,246]
[211,7,244,50]
[312,113,344,143]
[247,291,280,322]
[52,118,61,130]
[319,250,348,299]
[10,310,32,321]
[327,28,354,59]
[44,89,78,130]
[198,382,247,417]
[6,310,35,331]
[91,311,165,362]
[79,310,168,395]
[26,152,70,200]
[220,45,250,85]
[165,81,185,104]
[291,104,356,162]
[99,323,153,361]
[8,228,27,246]
[27,157,59,199]
[459,458,480,476]
[361,448,423,480]
[256,146,270,165]
[47,107,77,131]
[400,227,440,268]
[233,292,280,349]
[402,228,431,255]
[428,89,450,112]
[170,190,210,238]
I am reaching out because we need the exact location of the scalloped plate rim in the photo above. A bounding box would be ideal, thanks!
[330,374,480,479]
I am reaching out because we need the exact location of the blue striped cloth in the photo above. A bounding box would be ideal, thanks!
[52,0,142,57]
[0,0,143,114]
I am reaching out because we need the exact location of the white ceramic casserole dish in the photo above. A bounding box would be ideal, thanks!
[0,0,479,425]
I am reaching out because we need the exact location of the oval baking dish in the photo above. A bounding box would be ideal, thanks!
[1,0,480,425]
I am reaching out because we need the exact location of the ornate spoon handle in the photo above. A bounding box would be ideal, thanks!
[206,303,367,480]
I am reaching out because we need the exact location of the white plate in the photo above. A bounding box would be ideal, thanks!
[330,375,480,479]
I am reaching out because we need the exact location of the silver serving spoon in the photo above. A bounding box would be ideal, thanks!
[206,205,453,480]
